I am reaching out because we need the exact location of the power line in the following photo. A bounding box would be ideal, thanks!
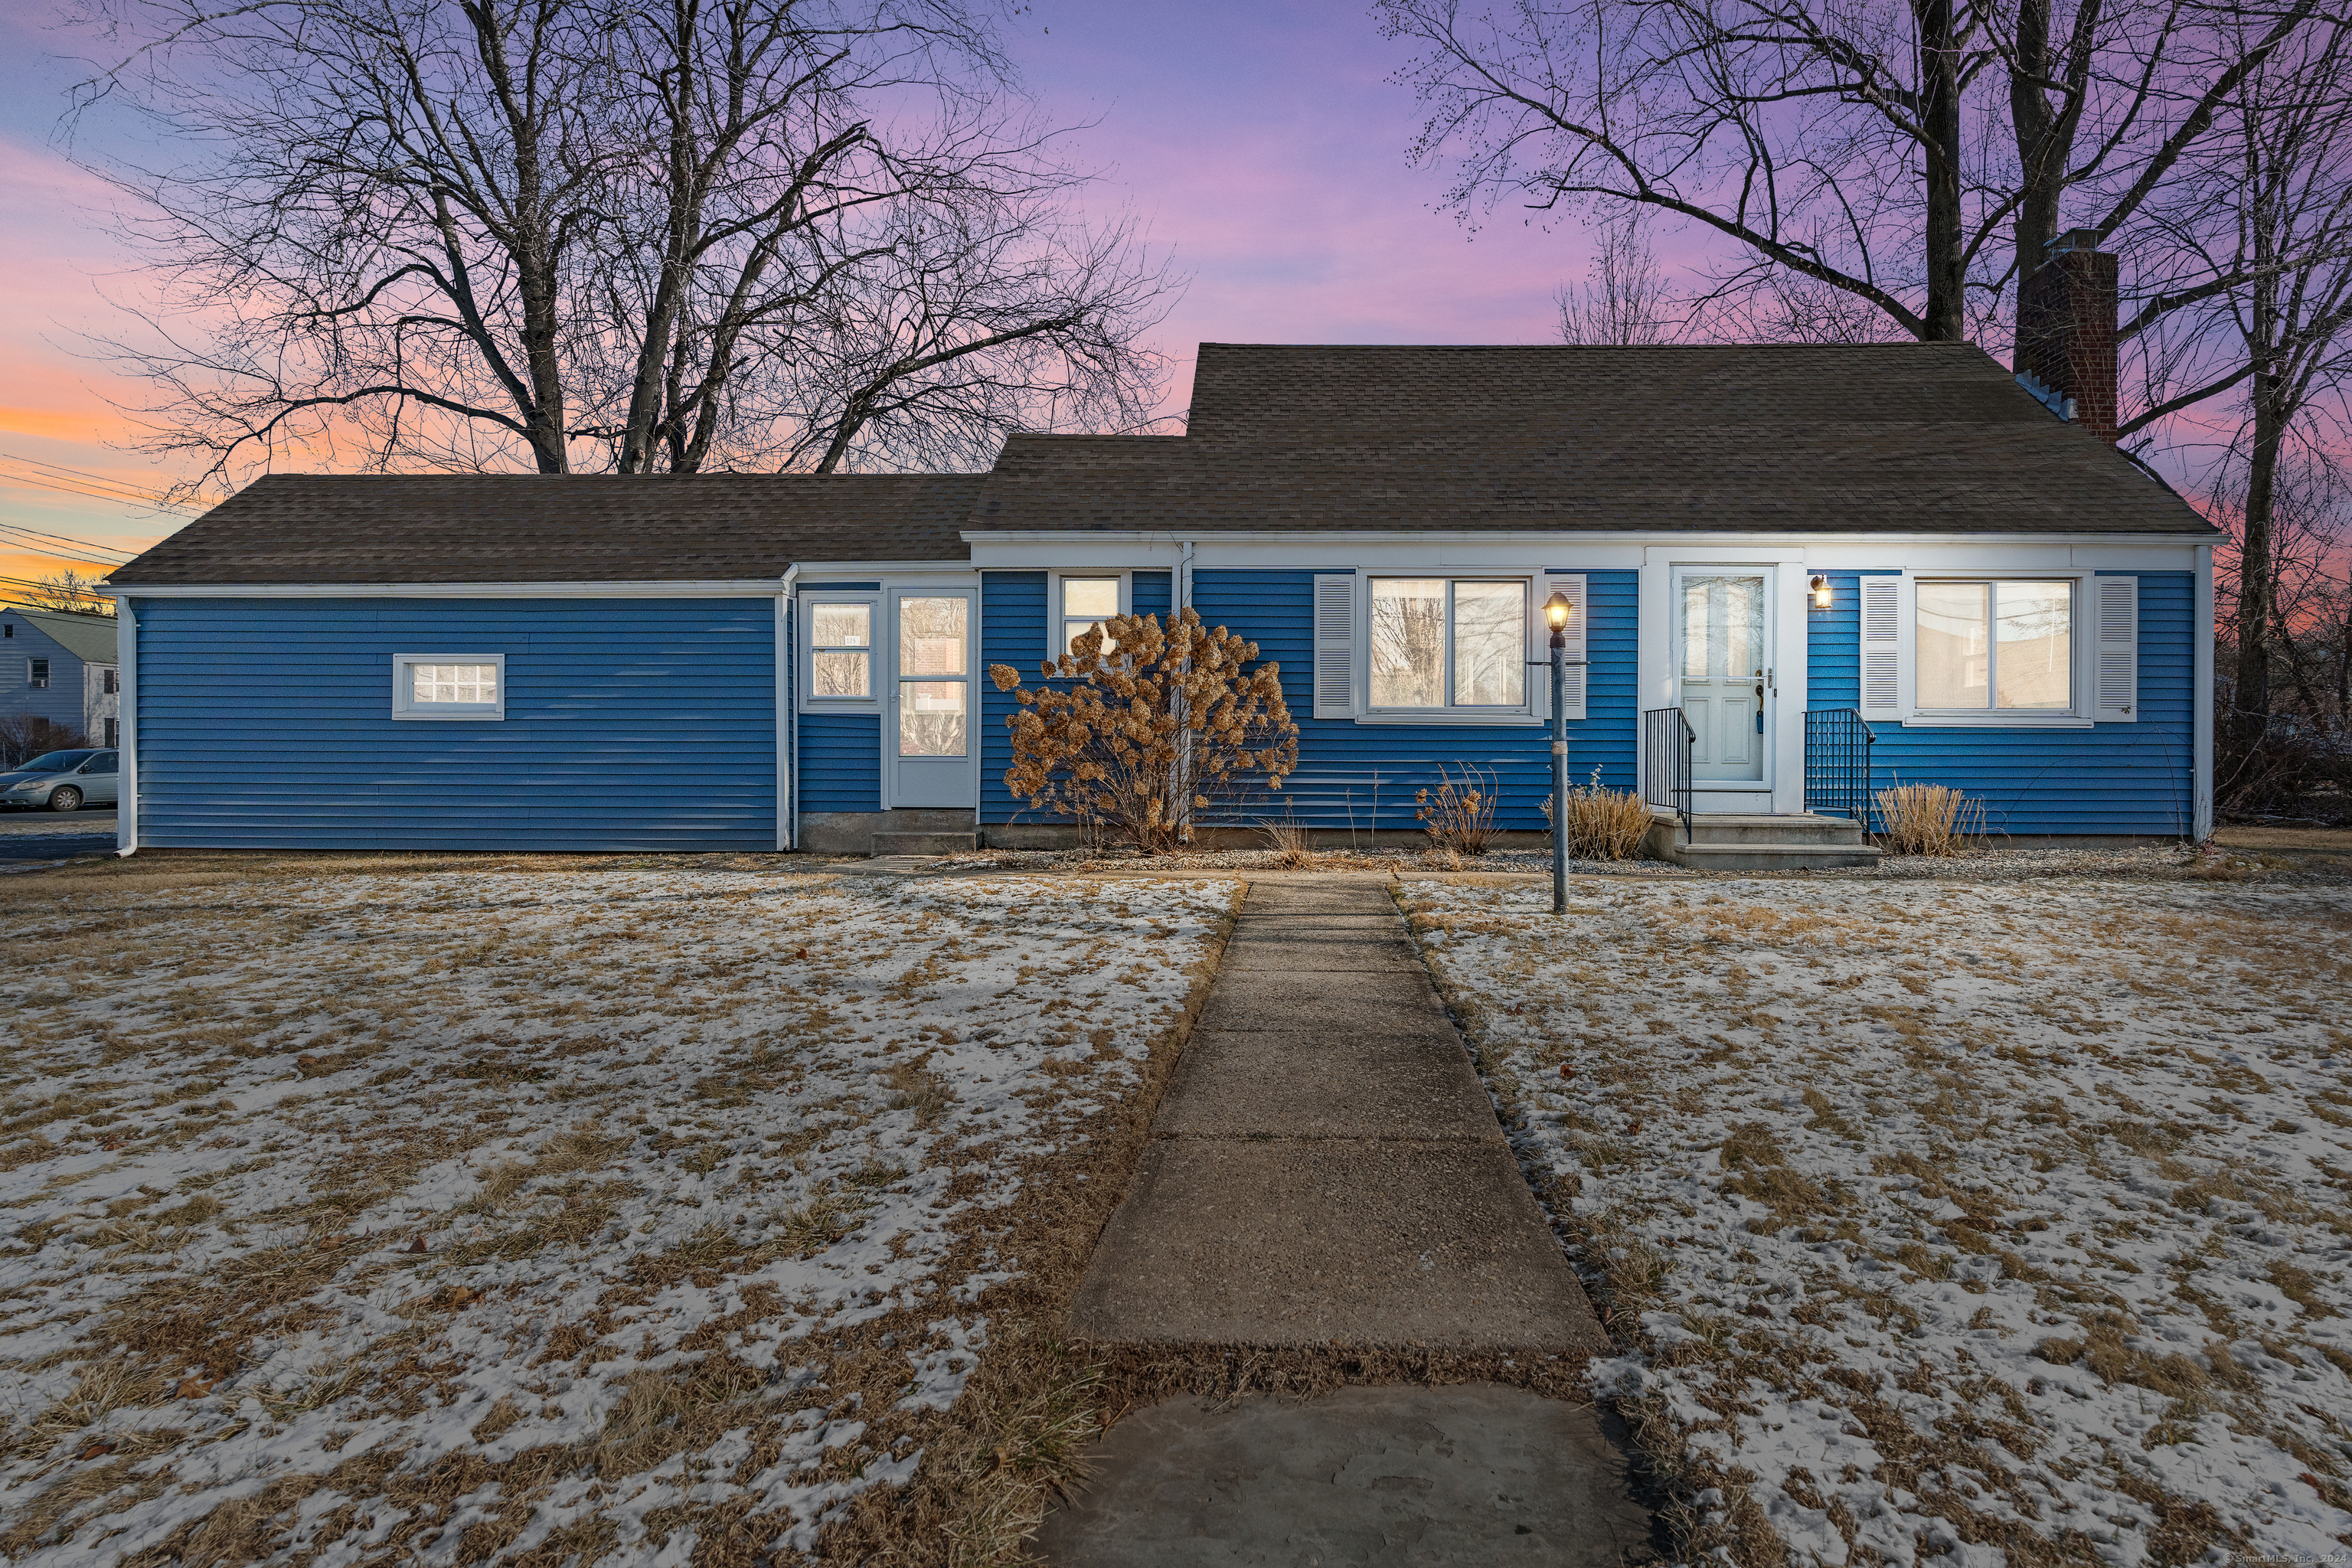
[0,517,141,555]
[0,469,198,518]
[0,450,201,516]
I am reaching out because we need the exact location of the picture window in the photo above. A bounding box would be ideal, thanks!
[1917,581,2073,712]
[1367,578,1525,710]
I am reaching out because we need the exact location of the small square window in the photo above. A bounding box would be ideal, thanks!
[808,603,873,699]
[1060,576,1123,658]
[392,654,505,720]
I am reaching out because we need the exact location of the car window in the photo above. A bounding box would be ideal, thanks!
[15,751,92,774]
[81,753,118,774]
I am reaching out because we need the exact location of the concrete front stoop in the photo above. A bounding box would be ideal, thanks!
[867,831,978,855]
[1643,810,1882,871]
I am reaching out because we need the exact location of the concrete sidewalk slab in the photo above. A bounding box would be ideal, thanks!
[1193,967,1449,1034]
[1153,1030,1497,1141]
[1215,933,1426,973]
[1067,1138,1602,1349]
[1036,1383,1658,1568]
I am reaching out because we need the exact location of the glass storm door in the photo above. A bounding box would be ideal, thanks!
[885,590,976,808]
[1676,569,1772,788]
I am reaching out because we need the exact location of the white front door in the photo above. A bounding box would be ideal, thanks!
[1674,567,1774,797]
[884,589,977,808]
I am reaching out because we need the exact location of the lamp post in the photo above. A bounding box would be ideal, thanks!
[1543,591,1576,915]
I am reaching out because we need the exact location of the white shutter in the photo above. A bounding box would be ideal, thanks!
[1859,574,1904,718]
[2093,575,2137,721]
[1312,573,1357,719]
[1543,572,1588,720]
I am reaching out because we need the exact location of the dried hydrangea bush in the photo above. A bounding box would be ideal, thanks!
[0,866,1234,1565]
[1402,877,2352,1568]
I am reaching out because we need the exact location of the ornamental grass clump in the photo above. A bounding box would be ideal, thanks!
[1416,763,1501,855]
[990,608,1298,854]
[1875,781,1986,856]
[1545,766,1654,860]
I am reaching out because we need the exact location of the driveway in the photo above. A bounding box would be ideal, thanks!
[0,807,117,862]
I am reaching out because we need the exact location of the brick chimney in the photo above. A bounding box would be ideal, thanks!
[2014,228,2119,443]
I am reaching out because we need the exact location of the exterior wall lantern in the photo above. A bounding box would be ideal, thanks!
[1809,574,1833,610]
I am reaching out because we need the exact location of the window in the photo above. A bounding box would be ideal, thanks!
[28,658,49,689]
[898,596,969,757]
[808,603,873,699]
[80,752,117,775]
[1917,581,2073,711]
[391,654,505,720]
[103,668,119,694]
[103,720,119,748]
[1367,578,1525,710]
[1057,576,1123,659]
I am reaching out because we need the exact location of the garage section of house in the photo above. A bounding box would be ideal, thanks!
[103,262,2218,857]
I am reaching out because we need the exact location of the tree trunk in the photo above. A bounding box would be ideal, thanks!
[1918,0,1966,341]
[2236,383,2281,737]
[2009,0,2060,274]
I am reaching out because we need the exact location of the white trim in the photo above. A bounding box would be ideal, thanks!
[1047,570,1131,661]
[115,599,138,856]
[1642,553,1806,814]
[106,580,788,598]
[798,592,882,713]
[777,567,797,851]
[2194,545,2215,838]
[391,654,507,721]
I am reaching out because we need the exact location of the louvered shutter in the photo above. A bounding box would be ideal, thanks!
[2093,576,2137,721]
[1312,573,1357,719]
[1542,573,1588,720]
[1859,575,1904,718]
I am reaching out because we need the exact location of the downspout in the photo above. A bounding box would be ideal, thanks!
[780,566,799,851]
[115,596,138,856]
[2193,544,2214,842]
[1178,537,1194,617]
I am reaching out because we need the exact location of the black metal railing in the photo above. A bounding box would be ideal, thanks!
[1804,707,1876,829]
[1642,707,1694,843]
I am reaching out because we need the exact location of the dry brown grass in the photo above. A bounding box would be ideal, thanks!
[1550,776,1657,861]
[1875,782,1986,856]
[1415,764,1502,857]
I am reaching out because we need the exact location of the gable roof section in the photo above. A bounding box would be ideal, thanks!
[3,607,120,664]
[106,473,984,586]
[967,342,2215,535]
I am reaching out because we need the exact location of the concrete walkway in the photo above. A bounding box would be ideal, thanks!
[1069,876,1604,1349]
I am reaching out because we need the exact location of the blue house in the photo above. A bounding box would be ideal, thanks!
[2,606,121,749]
[102,326,2215,861]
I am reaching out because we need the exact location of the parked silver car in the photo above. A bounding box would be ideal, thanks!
[0,750,119,812]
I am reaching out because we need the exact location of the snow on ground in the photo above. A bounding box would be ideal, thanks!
[0,865,1234,1564]
[1400,876,2352,1568]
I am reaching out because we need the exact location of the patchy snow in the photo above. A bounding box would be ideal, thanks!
[0,867,1233,1563]
[1401,876,2352,1568]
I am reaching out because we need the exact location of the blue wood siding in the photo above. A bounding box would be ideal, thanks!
[1133,570,1171,620]
[979,571,1048,823]
[130,596,777,851]
[798,712,880,813]
[1805,570,2195,835]
[2,612,98,733]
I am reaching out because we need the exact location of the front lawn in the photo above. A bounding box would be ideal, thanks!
[1402,875,2352,1568]
[0,861,1234,1565]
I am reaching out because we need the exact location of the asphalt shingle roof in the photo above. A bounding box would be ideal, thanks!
[106,473,984,585]
[2,607,120,664]
[969,343,2213,535]
[106,344,2210,587]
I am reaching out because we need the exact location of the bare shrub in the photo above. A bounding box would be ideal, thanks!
[1416,763,1501,855]
[0,715,90,770]
[1546,766,1655,860]
[1875,782,1986,856]
[991,609,1298,854]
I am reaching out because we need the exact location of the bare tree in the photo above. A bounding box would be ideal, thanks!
[1555,211,1681,344]
[15,570,116,616]
[67,0,1178,492]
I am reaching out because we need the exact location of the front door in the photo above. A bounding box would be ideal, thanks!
[884,590,976,808]
[1675,567,1773,794]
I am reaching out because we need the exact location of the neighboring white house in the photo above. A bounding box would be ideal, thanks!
[2,606,121,747]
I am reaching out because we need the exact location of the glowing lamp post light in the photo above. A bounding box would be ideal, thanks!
[1543,591,1580,916]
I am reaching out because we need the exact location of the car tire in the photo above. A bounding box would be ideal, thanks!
[49,787,82,813]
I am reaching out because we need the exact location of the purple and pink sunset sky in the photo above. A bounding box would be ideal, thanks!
[0,2,1632,583]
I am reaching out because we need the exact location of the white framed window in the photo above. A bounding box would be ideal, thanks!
[392,654,505,721]
[1860,572,2135,727]
[1048,572,1129,661]
[804,597,878,706]
[27,658,49,689]
[1367,577,1529,712]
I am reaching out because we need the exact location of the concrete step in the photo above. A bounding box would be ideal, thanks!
[1682,812,1868,846]
[870,831,977,856]
[1669,842,1883,871]
[1642,812,1880,870]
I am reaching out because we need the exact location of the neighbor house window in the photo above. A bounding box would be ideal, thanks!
[104,719,119,748]
[1059,576,1123,659]
[28,658,50,688]
[103,668,119,694]
[1368,579,1525,709]
[1917,581,2073,711]
[808,603,873,698]
[391,655,505,720]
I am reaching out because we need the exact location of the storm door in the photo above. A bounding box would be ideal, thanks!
[1674,568,1774,791]
[883,590,977,808]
